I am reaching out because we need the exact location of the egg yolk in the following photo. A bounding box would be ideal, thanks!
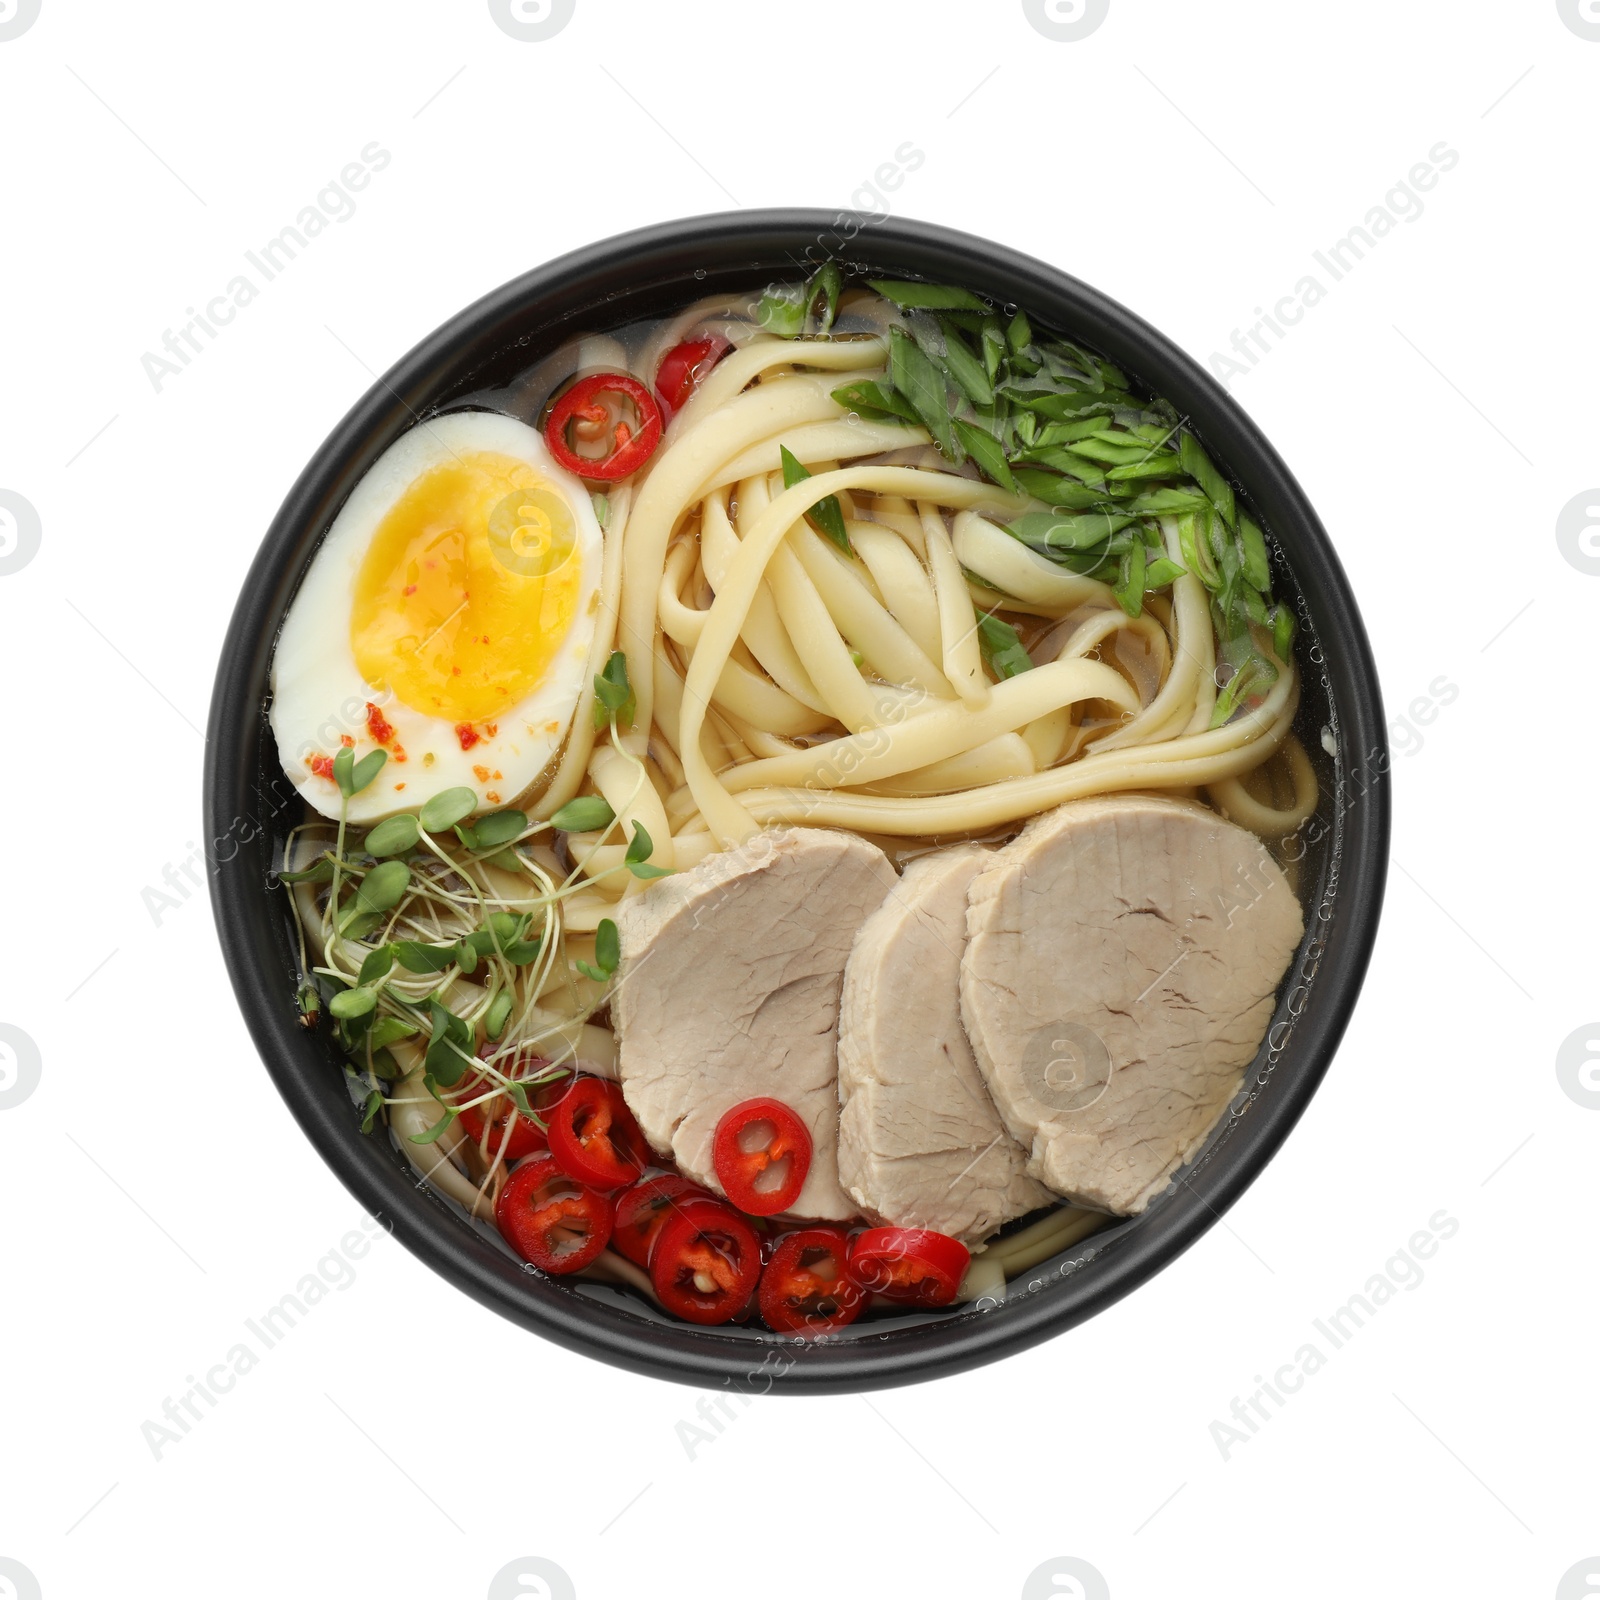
[350,452,582,725]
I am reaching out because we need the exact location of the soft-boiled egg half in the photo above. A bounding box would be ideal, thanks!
[271,411,604,823]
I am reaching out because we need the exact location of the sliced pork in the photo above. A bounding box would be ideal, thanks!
[837,848,1054,1243]
[961,796,1303,1215]
[612,826,896,1221]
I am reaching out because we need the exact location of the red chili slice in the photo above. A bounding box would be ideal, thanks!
[545,1076,648,1190]
[544,372,663,481]
[494,1152,613,1274]
[454,1062,565,1163]
[759,1227,863,1337]
[654,334,731,416]
[612,1174,711,1268]
[651,1200,762,1325]
[711,1097,811,1216]
[848,1227,970,1307]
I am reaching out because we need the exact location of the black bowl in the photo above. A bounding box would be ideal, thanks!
[205,210,1388,1393]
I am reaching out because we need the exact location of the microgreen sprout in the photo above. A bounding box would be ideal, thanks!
[592,650,635,731]
[364,814,419,857]
[410,1109,457,1146]
[576,919,620,985]
[550,795,615,832]
[624,822,671,880]
[334,744,387,798]
[281,623,674,1174]
[419,786,477,833]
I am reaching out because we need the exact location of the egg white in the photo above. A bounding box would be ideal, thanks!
[270,411,603,824]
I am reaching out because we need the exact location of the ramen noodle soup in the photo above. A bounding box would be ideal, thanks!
[271,268,1316,1336]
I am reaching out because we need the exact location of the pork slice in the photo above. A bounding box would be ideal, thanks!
[961,796,1303,1216]
[613,826,896,1221]
[837,848,1054,1244]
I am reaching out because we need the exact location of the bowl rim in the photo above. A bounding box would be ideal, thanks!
[205,207,1389,1394]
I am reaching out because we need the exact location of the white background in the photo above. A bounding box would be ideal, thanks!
[2,2,1596,1597]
